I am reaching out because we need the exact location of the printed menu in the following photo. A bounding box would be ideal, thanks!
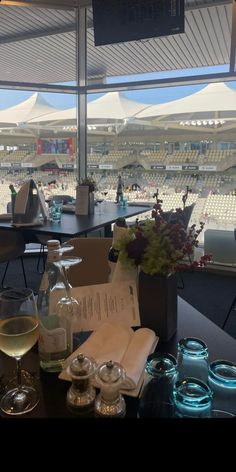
[71,280,140,331]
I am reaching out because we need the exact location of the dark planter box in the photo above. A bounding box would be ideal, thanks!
[138,271,177,342]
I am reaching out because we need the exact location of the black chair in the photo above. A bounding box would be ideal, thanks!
[48,195,73,207]
[222,228,236,330]
[0,230,27,287]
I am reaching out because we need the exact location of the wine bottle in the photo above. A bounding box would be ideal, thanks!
[108,217,127,282]
[37,239,71,373]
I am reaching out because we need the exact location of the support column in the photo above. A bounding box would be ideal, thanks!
[76,7,87,183]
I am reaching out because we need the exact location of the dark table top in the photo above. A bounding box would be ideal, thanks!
[0,297,236,419]
[0,202,151,239]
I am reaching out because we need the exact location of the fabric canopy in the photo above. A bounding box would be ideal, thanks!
[28,91,150,124]
[0,92,60,126]
[136,83,236,121]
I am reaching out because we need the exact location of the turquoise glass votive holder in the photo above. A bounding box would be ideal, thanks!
[177,337,209,383]
[208,360,236,415]
[173,377,213,418]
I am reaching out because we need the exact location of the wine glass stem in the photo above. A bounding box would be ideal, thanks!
[16,357,22,388]
[62,266,71,298]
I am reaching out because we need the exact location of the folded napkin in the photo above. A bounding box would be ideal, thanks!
[59,321,158,397]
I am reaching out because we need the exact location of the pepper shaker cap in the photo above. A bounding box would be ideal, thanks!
[69,353,97,379]
[96,360,125,386]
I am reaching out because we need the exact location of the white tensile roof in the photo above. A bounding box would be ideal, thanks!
[136,83,236,120]
[0,92,60,125]
[87,92,149,120]
[28,91,150,124]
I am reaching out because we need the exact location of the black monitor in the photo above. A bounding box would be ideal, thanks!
[92,0,185,46]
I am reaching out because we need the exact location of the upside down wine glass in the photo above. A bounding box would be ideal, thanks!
[56,254,82,349]
[0,288,39,415]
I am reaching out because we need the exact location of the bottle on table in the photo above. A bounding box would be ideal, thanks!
[37,239,72,373]
[108,217,127,282]
[115,175,124,204]
[9,184,17,217]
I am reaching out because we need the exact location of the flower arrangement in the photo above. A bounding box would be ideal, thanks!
[80,177,97,193]
[116,189,212,276]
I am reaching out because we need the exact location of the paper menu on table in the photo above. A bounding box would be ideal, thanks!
[75,185,89,215]
[70,281,140,331]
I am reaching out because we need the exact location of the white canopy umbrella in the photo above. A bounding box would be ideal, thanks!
[0,92,60,126]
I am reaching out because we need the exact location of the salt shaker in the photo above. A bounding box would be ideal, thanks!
[94,360,126,418]
[66,353,97,415]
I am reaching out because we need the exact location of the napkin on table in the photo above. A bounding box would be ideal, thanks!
[59,321,158,397]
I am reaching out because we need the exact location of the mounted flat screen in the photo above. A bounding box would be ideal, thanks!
[92,0,185,46]
[37,138,74,156]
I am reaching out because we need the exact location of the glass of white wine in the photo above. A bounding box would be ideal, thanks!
[0,288,39,415]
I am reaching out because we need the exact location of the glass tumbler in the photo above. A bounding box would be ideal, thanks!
[173,378,213,418]
[138,353,177,418]
[177,337,209,383]
[208,360,236,416]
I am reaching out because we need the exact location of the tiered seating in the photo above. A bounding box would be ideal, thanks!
[203,194,236,224]
[204,150,228,163]
[167,150,199,163]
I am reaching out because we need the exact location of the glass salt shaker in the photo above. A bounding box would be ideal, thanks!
[66,353,97,415]
[94,360,126,418]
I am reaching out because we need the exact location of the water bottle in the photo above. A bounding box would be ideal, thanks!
[37,239,71,373]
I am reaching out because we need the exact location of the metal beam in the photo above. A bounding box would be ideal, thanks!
[0,80,77,93]
[83,71,236,94]
[0,25,76,45]
[77,6,87,182]
[230,0,236,72]
[1,71,236,95]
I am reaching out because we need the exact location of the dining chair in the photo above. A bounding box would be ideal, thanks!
[0,230,27,288]
[63,237,112,287]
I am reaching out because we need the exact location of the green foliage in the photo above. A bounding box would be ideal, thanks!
[116,193,211,276]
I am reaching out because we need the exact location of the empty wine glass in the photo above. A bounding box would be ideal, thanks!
[0,288,39,415]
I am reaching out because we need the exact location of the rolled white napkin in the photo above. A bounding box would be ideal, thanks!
[59,321,158,397]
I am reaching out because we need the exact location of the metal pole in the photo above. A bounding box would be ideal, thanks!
[76,5,87,182]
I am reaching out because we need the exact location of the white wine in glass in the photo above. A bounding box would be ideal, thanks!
[0,288,39,415]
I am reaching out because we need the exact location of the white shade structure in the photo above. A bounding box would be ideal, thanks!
[0,92,60,126]
[87,92,149,121]
[136,83,236,122]
[28,91,150,125]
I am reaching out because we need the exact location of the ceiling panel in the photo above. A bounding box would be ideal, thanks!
[0,1,233,86]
